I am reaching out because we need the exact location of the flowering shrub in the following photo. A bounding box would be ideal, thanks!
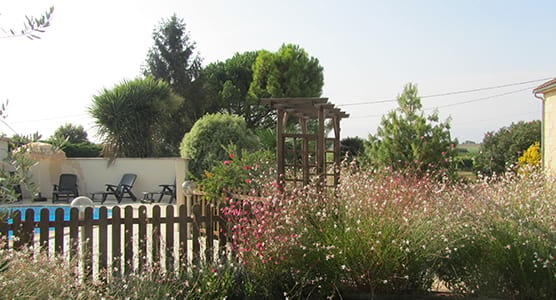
[199,145,275,201]
[436,170,556,299]
[222,164,556,298]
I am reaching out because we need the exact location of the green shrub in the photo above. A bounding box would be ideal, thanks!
[475,120,541,175]
[61,142,102,157]
[180,113,258,177]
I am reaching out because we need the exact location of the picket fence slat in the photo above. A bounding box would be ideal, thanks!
[39,209,49,253]
[152,205,161,268]
[99,206,108,275]
[112,207,121,278]
[0,203,230,282]
[165,205,175,272]
[124,206,133,276]
[138,206,147,273]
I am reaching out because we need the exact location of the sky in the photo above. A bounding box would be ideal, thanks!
[1,0,555,144]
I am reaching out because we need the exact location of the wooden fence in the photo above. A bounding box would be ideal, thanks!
[0,201,229,281]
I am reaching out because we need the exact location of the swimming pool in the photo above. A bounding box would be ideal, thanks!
[2,206,111,222]
[1,206,112,238]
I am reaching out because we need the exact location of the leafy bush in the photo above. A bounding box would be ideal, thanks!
[180,113,258,177]
[475,120,541,175]
[61,142,102,157]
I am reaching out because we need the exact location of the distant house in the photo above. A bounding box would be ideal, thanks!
[533,78,556,174]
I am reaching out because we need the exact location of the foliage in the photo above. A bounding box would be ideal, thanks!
[0,245,101,299]
[0,103,39,205]
[143,14,206,154]
[9,131,42,147]
[222,165,556,299]
[0,144,38,204]
[180,113,258,177]
[340,136,365,159]
[0,6,54,40]
[89,77,182,158]
[203,51,270,129]
[475,120,541,175]
[102,262,245,300]
[50,123,89,144]
[436,170,556,299]
[365,83,457,176]
[199,145,275,201]
[248,44,324,128]
[60,142,102,158]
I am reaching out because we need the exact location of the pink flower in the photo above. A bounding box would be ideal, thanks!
[245,179,252,184]
[223,160,231,165]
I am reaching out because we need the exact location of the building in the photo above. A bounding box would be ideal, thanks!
[533,78,556,174]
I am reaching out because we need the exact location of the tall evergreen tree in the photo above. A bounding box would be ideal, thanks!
[143,15,205,154]
[365,83,457,175]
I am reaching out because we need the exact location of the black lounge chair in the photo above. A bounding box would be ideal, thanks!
[141,181,176,204]
[52,173,79,203]
[91,173,137,204]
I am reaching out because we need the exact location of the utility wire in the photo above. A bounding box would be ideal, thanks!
[351,85,534,119]
[338,77,551,107]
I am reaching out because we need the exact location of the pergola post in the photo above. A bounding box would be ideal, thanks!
[317,104,325,190]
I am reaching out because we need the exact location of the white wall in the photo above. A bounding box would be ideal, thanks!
[28,157,188,204]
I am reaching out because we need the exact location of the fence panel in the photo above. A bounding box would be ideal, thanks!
[0,203,230,282]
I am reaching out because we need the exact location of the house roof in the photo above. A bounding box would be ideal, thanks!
[533,78,556,95]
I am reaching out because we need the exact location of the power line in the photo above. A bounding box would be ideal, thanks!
[338,77,551,107]
[424,86,535,110]
[351,85,534,119]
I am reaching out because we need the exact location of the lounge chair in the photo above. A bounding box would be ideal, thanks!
[52,173,79,203]
[141,181,176,204]
[91,173,137,204]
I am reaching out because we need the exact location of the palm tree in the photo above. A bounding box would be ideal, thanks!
[89,77,183,158]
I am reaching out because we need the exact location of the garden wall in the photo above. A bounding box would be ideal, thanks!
[27,157,188,204]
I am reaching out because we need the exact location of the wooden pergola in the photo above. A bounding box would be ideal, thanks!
[261,98,349,191]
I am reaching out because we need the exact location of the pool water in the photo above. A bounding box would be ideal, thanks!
[3,206,111,222]
[1,206,112,238]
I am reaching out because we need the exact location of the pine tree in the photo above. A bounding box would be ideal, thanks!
[365,83,457,175]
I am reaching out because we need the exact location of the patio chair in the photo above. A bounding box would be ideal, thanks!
[141,180,176,204]
[91,173,138,204]
[52,173,79,203]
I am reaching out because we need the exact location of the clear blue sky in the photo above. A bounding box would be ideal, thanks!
[1,0,555,144]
